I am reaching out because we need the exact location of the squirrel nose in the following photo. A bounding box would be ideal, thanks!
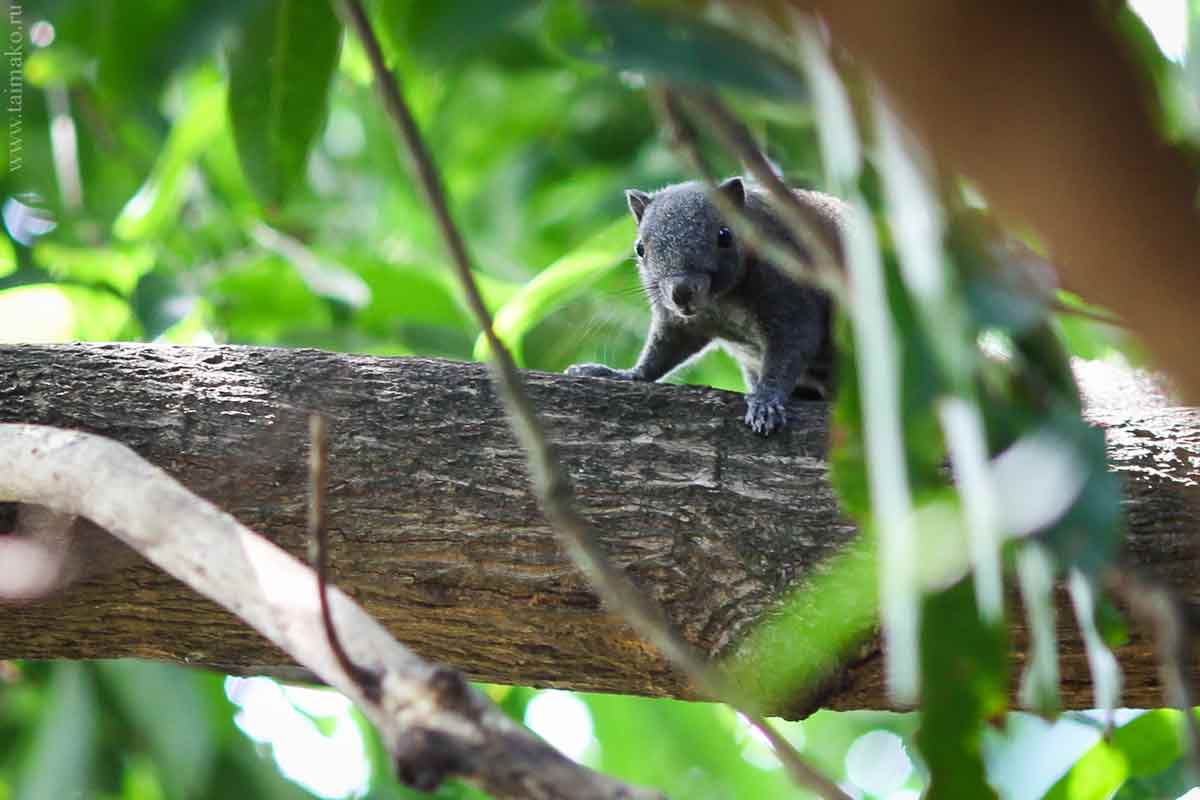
[671,284,694,308]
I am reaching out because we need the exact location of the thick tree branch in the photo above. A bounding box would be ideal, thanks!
[0,343,1197,716]
[0,422,658,800]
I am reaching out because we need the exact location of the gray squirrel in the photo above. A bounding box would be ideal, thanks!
[566,177,847,435]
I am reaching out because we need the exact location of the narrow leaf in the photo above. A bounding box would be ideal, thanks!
[0,234,15,279]
[1016,543,1061,715]
[114,80,226,242]
[1069,569,1123,724]
[844,203,920,703]
[939,397,1004,622]
[97,661,217,800]
[1045,711,1189,800]
[227,0,341,208]
[918,582,1006,800]
[15,664,99,800]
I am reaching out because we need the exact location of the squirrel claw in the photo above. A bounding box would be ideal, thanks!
[745,395,787,436]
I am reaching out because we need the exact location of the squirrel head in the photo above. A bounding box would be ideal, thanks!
[626,178,747,319]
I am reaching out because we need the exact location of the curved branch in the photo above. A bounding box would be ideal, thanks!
[0,421,659,800]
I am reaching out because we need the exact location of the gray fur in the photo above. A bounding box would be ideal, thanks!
[567,178,847,435]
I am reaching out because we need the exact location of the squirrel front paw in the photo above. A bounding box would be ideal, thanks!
[566,363,635,380]
[745,392,787,435]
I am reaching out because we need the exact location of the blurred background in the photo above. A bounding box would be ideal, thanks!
[0,0,1193,798]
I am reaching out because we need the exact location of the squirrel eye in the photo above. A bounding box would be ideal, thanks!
[717,227,733,248]
[635,240,645,258]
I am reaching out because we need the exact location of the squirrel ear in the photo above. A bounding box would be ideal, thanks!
[626,189,652,223]
[718,177,746,207]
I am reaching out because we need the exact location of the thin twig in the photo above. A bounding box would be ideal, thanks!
[308,413,381,703]
[678,89,845,291]
[332,1,848,797]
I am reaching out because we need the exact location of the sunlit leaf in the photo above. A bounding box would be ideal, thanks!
[353,260,465,333]
[227,0,342,208]
[201,126,261,224]
[0,284,138,342]
[249,224,370,308]
[1044,739,1128,800]
[23,45,92,88]
[209,256,332,343]
[114,78,227,242]
[154,296,217,345]
[1044,711,1190,800]
[723,535,878,714]
[33,242,155,296]
[0,235,15,279]
[1112,710,1187,778]
[474,216,634,364]
[120,754,168,800]
[585,694,803,798]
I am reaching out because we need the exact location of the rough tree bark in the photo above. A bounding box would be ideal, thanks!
[1,343,1196,715]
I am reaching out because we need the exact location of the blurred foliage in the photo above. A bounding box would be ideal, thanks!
[1,0,1198,799]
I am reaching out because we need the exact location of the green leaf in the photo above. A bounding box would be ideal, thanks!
[120,754,168,800]
[474,216,634,364]
[378,0,536,66]
[1037,412,1122,577]
[227,0,342,208]
[0,284,139,342]
[1111,710,1185,778]
[558,2,809,102]
[353,260,466,333]
[1044,711,1187,800]
[249,225,370,308]
[1045,740,1128,800]
[585,694,803,798]
[96,662,217,800]
[918,580,1006,800]
[15,664,99,800]
[33,242,156,296]
[33,1,263,118]
[1115,761,1196,799]
[723,534,878,714]
[0,235,14,279]
[114,78,227,242]
[23,45,92,88]
[209,256,332,343]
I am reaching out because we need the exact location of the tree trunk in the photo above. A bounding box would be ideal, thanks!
[1,343,1195,715]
